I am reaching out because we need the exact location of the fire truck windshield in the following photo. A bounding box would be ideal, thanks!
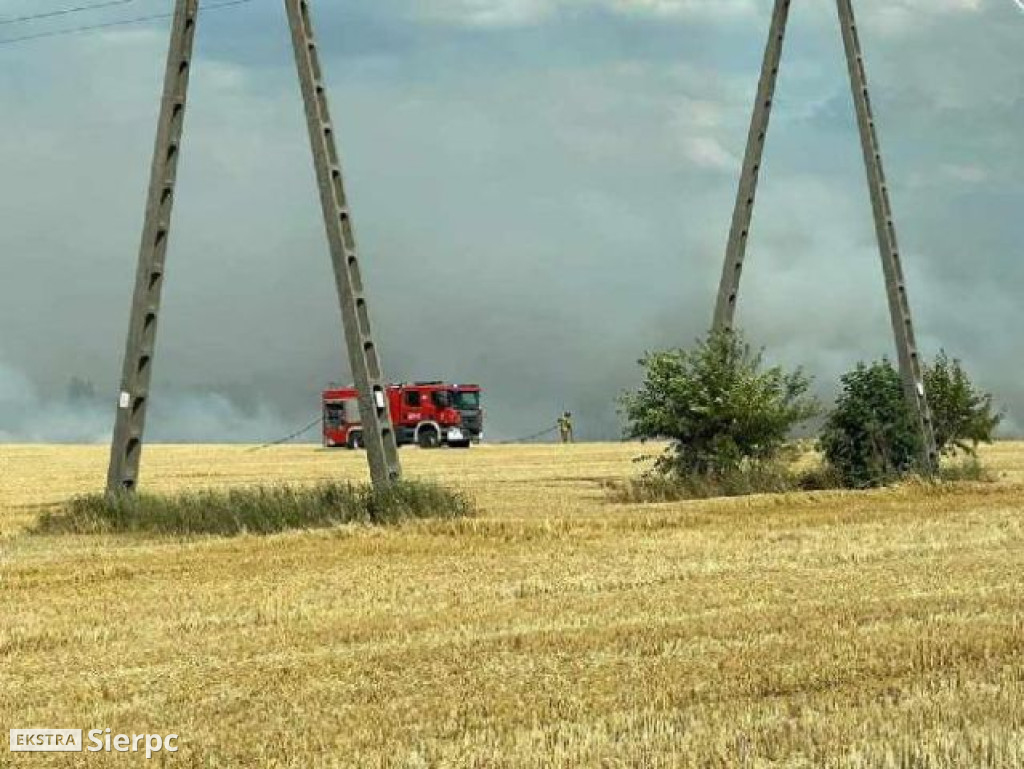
[324,403,344,428]
[453,391,480,410]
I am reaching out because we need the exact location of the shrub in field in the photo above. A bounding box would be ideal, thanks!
[820,355,1002,488]
[34,481,474,537]
[926,351,1003,457]
[620,329,819,482]
[819,360,921,488]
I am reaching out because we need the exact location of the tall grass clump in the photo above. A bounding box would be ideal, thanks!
[608,457,843,503]
[937,457,996,484]
[33,480,474,537]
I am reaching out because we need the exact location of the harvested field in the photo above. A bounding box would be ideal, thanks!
[2,442,1023,767]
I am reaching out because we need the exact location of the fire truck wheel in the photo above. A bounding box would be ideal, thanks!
[347,432,364,450]
[417,428,441,449]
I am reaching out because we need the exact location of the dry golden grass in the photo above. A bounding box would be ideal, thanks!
[2,442,1023,767]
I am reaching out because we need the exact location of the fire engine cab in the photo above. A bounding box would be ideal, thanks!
[322,382,483,450]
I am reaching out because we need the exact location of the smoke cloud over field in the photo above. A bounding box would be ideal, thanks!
[0,0,1020,443]
[0,359,295,445]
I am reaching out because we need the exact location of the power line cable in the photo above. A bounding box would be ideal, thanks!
[0,0,143,27]
[0,0,255,47]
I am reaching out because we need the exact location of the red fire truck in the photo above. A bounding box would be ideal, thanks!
[322,382,483,450]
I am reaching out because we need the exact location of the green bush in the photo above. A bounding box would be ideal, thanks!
[620,329,819,479]
[926,351,1003,456]
[33,481,474,537]
[819,360,921,488]
[820,355,1002,488]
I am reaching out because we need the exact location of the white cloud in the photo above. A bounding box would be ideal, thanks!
[417,0,560,26]
[680,135,738,170]
[605,0,758,19]
[417,0,758,27]
[856,0,983,36]
[940,163,989,184]
[668,97,739,171]
[415,0,982,30]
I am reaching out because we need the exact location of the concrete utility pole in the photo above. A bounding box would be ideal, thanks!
[713,0,791,333]
[284,0,402,488]
[107,0,198,494]
[107,0,402,492]
[711,0,938,473]
[835,0,938,471]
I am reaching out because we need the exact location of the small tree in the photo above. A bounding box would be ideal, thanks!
[926,351,1003,456]
[620,330,818,478]
[820,354,1002,487]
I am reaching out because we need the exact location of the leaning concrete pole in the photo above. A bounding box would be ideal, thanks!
[107,0,198,494]
[713,0,792,333]
[284,0,402,487]
[836,0,939,472]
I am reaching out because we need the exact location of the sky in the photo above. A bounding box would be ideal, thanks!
[0,0,1021,443]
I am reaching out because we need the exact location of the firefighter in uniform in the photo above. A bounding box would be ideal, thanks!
[558,412,574,444]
